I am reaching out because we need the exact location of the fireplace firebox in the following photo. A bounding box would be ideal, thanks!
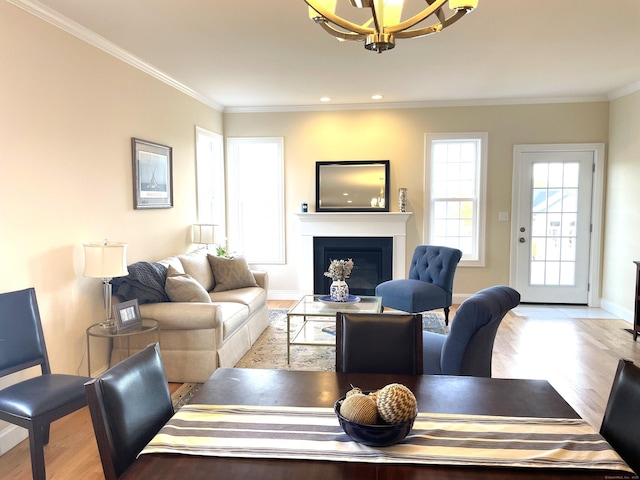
[313,236,393,296]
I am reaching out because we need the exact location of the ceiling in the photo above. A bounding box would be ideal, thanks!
[15,0,640,112]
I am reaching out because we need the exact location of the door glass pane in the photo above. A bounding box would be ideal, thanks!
[528,162,579,287]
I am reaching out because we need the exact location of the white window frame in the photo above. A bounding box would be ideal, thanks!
[226,137,285,264]
[195,126,225,237]
[424,132,487,267]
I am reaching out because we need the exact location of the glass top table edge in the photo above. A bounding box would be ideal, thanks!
[288,295,382,316]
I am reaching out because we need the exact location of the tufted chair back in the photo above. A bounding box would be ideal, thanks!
[408,245,463,305]
[440,285,520,376]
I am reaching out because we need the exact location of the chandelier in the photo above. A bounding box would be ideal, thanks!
[304,0,478,53]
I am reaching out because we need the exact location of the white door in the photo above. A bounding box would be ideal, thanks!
[511,145,602,304]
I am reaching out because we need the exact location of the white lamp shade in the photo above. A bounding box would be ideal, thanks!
[193,224,216,244]
[83,242,129,279]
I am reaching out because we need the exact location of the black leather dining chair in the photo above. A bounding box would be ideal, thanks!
[0,287,91,480]
[336,312,423,375]
[600,359,640,474]
[84,343,174,480]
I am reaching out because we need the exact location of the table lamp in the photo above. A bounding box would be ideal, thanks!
[192,224,216,249]
[83,240,128,328]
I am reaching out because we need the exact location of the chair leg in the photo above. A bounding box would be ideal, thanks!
[40,423,51,445]
[444,307,450,326]
[28,424,47,480]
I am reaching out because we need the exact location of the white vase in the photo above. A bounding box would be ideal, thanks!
[330,280,349,302]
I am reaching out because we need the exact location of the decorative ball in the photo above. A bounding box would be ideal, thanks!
[340,393,379,425]
[376,383,418,424]
[346,386,362,397]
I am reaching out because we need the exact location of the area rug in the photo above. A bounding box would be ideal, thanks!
[171,382,201,409]
[235,308,448,372]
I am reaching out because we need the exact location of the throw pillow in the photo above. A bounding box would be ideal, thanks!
[208,254,258,292]
[165,265,212,303]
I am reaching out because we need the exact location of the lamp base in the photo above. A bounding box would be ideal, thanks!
[99,320,115,329]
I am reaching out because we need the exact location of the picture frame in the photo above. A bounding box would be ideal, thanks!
[113,299,142,332]
[132,137,173,209]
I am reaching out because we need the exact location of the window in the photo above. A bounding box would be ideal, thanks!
[227,137,285,264]
[195,127,225,229]
[425,133,487,266]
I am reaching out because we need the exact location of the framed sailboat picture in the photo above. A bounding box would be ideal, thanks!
[132,137,173,209]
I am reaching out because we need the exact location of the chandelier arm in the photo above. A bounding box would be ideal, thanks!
[426,0,447,24]
[386,0,448,34]
[316,21,367,41]
[305,0,374,35]
[393,9,467,39]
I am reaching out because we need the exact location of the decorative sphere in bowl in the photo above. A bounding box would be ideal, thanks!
[334,395,416,447]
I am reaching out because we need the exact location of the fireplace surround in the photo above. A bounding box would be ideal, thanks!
[296,212,411,295]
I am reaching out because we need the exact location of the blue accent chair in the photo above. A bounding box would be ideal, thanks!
[375,245,462,325]
[422,285,520,377]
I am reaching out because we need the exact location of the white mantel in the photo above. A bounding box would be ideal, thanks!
[295,212,412,294]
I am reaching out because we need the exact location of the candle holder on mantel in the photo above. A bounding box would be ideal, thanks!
[399,188,408,212]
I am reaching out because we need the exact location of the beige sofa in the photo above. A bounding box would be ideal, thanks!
[111,248,269,383]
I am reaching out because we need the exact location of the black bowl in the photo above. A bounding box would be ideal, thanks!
[334,395,416,447]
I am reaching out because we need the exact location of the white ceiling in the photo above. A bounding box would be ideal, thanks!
[15,0,640,112]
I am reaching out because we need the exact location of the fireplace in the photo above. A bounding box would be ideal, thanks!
[295,212,412,296]
[314,237,393,296]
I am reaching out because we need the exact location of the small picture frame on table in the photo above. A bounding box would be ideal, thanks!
[113,299,142,332]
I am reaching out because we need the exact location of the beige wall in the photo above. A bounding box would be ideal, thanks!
[0,2,222,385]
[225,102,610,298]
[602,90,640,318]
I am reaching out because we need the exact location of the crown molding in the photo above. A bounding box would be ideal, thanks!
[224,94,610,114]
[608,81,640,101]
[8,0,225,112]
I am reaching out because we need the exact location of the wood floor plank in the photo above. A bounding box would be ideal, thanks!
[0,301,638,479]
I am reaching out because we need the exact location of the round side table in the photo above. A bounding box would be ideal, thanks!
[86,318,159,377]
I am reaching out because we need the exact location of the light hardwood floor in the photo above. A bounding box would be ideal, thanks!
[0,301,638,480]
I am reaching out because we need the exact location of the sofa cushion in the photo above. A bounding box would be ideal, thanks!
[165,265,212,303]
[178,249,215,292]
[210,287,267,316]
[208,255,258,292]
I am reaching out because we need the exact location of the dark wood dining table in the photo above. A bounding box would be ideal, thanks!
[120,368,635,480]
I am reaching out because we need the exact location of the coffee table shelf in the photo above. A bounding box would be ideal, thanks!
[286,294,382,363]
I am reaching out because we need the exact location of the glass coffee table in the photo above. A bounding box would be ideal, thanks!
[287,294,382,363]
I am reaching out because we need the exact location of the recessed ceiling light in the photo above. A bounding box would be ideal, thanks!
[320,96,331,102]
[371,94,383,100]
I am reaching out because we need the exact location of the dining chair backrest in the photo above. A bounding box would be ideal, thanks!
[85,343,174,480]
[0,287,50,376]
[0,287,90,480]
[336,312,423,375]
[600,359,640,474]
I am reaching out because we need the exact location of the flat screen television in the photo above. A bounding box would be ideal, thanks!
[315,160,390,212]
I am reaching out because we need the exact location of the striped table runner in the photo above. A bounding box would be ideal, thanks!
[140,404,633,473]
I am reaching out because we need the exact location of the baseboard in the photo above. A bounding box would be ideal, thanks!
[0,424,28,456]
[600,298,633,324]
